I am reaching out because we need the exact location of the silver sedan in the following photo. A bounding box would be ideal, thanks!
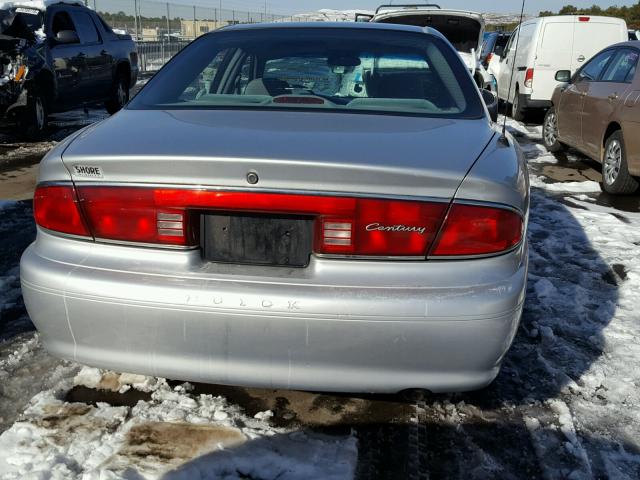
[21,22,529,393]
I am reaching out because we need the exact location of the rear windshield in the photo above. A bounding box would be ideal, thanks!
[129,28,484,119]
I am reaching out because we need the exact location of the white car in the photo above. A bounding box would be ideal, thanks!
[366,4,495,91]
[495,14,627,120]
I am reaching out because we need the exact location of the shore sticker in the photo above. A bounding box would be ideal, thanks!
[72,165,103,178]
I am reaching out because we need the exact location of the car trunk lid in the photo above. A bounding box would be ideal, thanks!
[62,109,493,199]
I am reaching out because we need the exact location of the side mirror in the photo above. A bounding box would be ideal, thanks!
[555,70,571,83]
[481,89,498,123]
[55,30,79,44]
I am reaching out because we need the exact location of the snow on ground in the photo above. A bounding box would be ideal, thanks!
[0,367,357,479]
[0,201,34,341]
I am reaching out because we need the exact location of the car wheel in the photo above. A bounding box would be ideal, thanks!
[601,131,639,194]
[105,73,129,115]
[511,89,526,122]
[542,108,563,153]
[21,89,47,141]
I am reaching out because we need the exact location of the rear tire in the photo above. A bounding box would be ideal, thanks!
[542,108,564,153]
[511,88,526,122]
[601,131,639,195]
[105,72,129,115]
[20,89,47,141]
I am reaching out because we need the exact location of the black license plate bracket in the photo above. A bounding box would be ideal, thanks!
[201,213,313,267]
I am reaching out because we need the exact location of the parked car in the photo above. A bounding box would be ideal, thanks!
[629,29,639,41]
[364,4,495,92]
[21,22,529,394]
[543,42,640,194]
[0,0,138,138]
[496,15,627,121]
[480,31,510,69]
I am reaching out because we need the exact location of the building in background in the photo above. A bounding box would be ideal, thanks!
[180,20,229,38]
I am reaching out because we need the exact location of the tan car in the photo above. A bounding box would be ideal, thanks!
[543,41,640,194]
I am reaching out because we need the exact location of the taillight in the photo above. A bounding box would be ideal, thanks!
[316,198,447,256]
[578,16,590,22]
[486,53,493,65]
[77,187,196,246]
[37,185,522,259]
[524,68,534,88]
[33,185,90,237]
[430,203,523,257]
[70,186,447,255]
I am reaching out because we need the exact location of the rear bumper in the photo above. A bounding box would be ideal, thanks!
[522,94,552,110]
[21,230,528,393]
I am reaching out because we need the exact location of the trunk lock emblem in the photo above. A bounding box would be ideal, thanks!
[246,171,259,184]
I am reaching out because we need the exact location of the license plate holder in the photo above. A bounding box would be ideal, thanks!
[201,213,313,267]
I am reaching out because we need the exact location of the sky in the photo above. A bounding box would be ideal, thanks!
[173,0,638,16]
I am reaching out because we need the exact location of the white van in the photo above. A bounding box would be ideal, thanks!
[494,15,627,120]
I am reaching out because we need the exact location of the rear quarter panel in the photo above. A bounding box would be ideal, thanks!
[453,132,529,216]
[618,75,640,175]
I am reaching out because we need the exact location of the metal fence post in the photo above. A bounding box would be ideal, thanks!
[166,2,170,44]
[133,0,138,41]
[193,5,196,39]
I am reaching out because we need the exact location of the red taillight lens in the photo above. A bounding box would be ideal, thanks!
[71,186,447,255]
[37,186,522,258]
[486,53,493,64]
[430,203,523,257]
[317,198,447,256]
[33,185,90,237]
[524,68,534,88]
[578,16,590,22]
[77,187,195,246]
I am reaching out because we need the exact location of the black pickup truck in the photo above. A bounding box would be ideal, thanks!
[0,1,138,138]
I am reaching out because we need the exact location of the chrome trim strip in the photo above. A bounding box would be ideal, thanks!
[314,253,426,261]
[39,227,198,251]
[93,237,198,250]
[453,198,525,216]
[36,180,76,188]
[427,242,523,261]
[39,226,94,242]
[56,181,452,204]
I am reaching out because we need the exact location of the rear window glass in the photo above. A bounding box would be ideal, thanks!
[129,28,484,119]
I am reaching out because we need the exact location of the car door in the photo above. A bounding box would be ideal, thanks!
[556,48,616,148]
[48,8,86,110]
[581,48,639,159]
[497,27,517,100]
[69,9,112,101]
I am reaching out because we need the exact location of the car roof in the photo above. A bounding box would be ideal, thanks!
[220,21,436,36]
[607,40,640,49]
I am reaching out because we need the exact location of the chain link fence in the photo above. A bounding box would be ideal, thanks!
[83,0,310,71]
